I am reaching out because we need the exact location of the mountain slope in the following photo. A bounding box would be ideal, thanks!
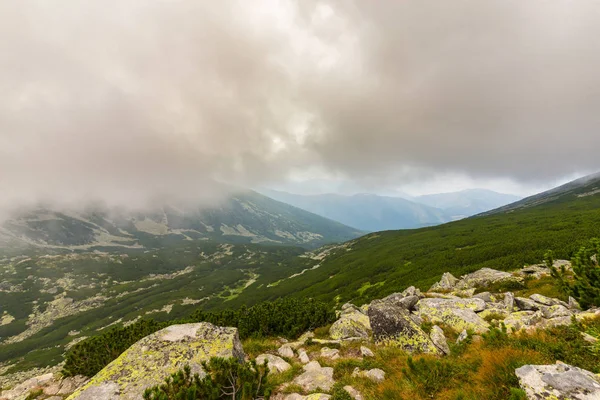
[0,190,362,251]
[222,174,600,309]
[481,172,600,215]
[259,190,451,231]
[416,189,521,219]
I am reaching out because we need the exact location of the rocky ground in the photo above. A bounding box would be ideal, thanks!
[2,263,600,400]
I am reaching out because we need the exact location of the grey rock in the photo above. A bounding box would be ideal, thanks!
[455,268,522,290]
[298,348,310,364]
[430,325,450,355]
[402,285,423,298]
[278,344,294,358]
[256,354,292,374]
[569,296,582,310]
[292,361,335,392]
[320,347,340,360]
[360,346,375,357]
[504,292,515,311]
[516,362,600,400]
[540,304,572,319]
[515,297,540,311]
[503,311,544,331]
[343,385,364,400]
[352,368,386,383]
[456,329,468,344]
[429,272,458,292]
[416,297,486,312]
[473,292,496,303]
[68,323,244,400]
[530,294,568,308]
[329,310,371,340]
[368,302,440,354]
[416,304,490,334]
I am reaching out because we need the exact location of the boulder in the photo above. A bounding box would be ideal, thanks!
[67,323,244,400]
[352,368,385,383]
[329,310,371,340]
[473,292,497,303]
[449,288,477,298]
[536,316,572,329]
[292,361,335,392]
[401,286,423,298]
[373,293,419,310]
[256,354,291,374]
[278,344,294,358]
[430,325,450,355]
[343,385,364,400]
[368,303,440,354]
[416,297,486,312]
[1,373,56,400]
[360,346,375,358]
[429,272,458,292]
[456,329,468,344]
[320,347,340,360]
[516,362,600,400]
[569,296,582,311]
[515,297,540,311]
[504,292,515,311]
[540,304,572,319]
[503,311,543,332]
[416,305,489,334]
[298,349,310,364]
[455,268,522,290]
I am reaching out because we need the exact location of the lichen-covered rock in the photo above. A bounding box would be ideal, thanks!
[416,297,486,312]
[401,286,423,298]
[67,323,244,400]
[516,362,600,400]
[298,349,310,364]
[503,311,543,331]
[569,296,582,310]
[515,297,540,311]
[416,304,489,334]
[449,288,477,298]
[329,311,370,340]
[430,325,450,355]
[368,303,440,354]
[429,272,458,292]
[479,308,510,320]
[540,304,572,319]
[529,294,562,306]
[256,354,291,374]
[1,373,56,400]
[536,316,572,329]
[473,292,497,303]
[455,268,522,290]
[292,361,335,392]
[504,292,515,311]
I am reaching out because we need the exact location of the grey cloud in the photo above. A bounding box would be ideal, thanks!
[1,1,599,208]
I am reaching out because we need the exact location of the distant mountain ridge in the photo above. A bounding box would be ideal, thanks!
[259,190,449,231]
[416,189,521,219]
[0,190,362,251]
[260,188,520,232]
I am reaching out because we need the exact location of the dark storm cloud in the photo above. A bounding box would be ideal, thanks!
[1,0,599,208]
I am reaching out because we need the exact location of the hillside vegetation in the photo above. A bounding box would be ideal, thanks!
[224,179,600,308]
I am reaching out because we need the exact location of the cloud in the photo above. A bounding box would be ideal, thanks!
[1,0,599,208]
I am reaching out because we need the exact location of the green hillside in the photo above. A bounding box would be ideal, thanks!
[223,175,600,308]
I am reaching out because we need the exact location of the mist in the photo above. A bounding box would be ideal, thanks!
[2,0,600,211]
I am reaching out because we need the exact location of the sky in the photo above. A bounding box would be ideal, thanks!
[1,0,600,209]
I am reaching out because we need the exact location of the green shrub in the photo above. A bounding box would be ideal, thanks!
[549,238,600,308]
[63,298,334,377]
[143,359,270,400]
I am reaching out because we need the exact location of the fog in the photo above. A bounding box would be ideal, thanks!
[2,0,600,210]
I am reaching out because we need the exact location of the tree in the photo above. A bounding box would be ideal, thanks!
[549,238,600,308]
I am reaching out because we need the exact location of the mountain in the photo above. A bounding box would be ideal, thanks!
[259,190,450,231]
[223,173,600,308]
[415,189,521,219]
[0,190,362,252]
[480,172,600,216]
